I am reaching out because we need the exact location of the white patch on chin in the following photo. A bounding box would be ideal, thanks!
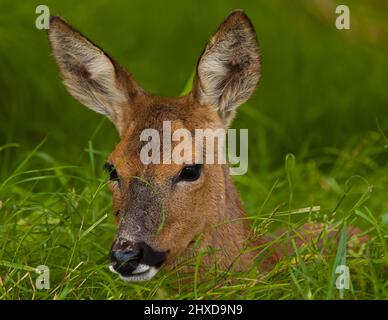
[108,264,158,282]
[131,263,150,274]
[109,264,118,274]
[120,267,158,282]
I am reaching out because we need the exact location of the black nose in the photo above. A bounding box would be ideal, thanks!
[109,241,167,276]
[110,249,142,276]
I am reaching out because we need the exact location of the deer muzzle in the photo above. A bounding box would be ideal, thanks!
[109,240,168,282]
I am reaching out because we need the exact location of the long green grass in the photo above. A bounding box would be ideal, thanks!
[1,0,388,299]
[0,134,387,299]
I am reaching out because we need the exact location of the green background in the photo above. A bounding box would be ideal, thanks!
[1,0,388,167]
[0,0,387,299]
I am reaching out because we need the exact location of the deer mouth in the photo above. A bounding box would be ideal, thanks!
[108,241,168,282]
[109,263,159,282]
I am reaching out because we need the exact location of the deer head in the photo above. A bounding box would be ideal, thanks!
[48,10,261,282]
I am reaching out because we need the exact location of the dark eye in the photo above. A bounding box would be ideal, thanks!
[104,163,119,181]
[178,164,202,182]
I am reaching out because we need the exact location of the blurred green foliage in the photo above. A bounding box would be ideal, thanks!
[1,0,388,170]
[0,0,387,299]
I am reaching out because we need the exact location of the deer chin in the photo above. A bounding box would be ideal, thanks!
[109,264,159,282]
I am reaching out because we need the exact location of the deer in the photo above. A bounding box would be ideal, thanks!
[48,10,366,283]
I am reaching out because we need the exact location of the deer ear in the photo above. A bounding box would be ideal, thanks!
[192,10,261,125]
[48,16,144,134]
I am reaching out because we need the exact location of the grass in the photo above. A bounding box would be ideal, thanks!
[0,132,387,299]
[1,0,388,299]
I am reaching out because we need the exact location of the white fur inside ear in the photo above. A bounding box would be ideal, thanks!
[198,43,232,105]
[195,12,261,122]
[49,20,127,127]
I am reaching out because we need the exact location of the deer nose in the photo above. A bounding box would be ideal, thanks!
[109,241,168,277]
[110,249,142,276]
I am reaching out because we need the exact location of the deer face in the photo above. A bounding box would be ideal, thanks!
[105,97,225,281]
[48,10,261,281]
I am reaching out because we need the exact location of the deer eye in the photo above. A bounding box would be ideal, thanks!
[178,164,202,182]
[104,163,119,181]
